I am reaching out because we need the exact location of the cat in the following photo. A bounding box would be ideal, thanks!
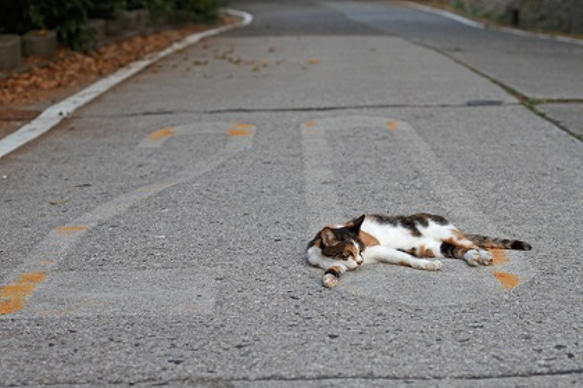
[306,213,532,288]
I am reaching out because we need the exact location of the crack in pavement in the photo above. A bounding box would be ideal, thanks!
[44,368,583,386]
[406,39,583,141]
[66,101,521,120]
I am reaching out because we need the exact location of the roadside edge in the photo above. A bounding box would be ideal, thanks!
[404,1,583,46]
[0,8,253,160]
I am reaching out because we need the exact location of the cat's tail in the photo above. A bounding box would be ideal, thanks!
[466,234,532,251]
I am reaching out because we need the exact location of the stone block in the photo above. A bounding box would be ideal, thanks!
[22,29,58,58]
[0,34,22,71]
[166,10,198,26]
[129,9,150,29]
[87,19,106,45]
[106,13,127,36]
[570,0,583,34]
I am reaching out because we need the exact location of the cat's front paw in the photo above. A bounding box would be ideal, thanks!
[323,273,339,288]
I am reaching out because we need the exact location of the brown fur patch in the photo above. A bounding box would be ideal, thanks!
[452,230,467,241]
[359,231,379,248]
[398,260,412,267]
[444,234,476,250]
[441,239,470,259]
[344,244,359,258]
[417,245,435,258]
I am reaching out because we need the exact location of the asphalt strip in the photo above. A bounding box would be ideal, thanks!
[405,1,583,46]
[0,8,253,160]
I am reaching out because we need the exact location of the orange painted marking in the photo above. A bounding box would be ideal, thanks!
[227,129,252,137]
[227,124,253,137]
[0,272,47,315]
[20,272,47,284]
[232,123,254,130]
[489,249,509,266]
[149,128,175,141]
[303,120,319,127]
[493,271,521,290]
[387,120,398,131]
[56,226,89,236]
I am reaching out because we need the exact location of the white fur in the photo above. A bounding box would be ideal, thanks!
[364,245,442,270]
[361,218,457,255]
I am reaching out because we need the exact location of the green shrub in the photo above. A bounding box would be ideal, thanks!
[173,0,226,22]
[28,0,93,50]
[0,0,226,51]
[88,0,127,19]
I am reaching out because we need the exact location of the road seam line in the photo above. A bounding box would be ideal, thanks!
[410,39,583,141]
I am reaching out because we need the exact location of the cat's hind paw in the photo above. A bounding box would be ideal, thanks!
[323,273,339,288]
[463,249,481,266]
[478,249,493,266]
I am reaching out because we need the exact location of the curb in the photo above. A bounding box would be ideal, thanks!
[405,2,583,46]
[0,8,253,160]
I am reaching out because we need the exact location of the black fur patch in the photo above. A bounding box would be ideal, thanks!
[373,213,449,238]
[440,242,455,258]
[325,268,341,277]
[511,240,532,250]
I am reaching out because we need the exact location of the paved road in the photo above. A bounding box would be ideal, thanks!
[1,0,582,386]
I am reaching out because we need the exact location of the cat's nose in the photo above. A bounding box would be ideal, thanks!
[356,256,364,265]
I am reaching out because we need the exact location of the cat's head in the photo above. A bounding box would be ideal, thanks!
[316,215,366,269]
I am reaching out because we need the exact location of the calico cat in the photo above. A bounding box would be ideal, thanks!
[307,213,531,288]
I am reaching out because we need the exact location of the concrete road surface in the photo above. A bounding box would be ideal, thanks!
[1,0,582,386]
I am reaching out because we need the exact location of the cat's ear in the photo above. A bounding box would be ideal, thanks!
[347,214,366,233]
[320,227,338,246]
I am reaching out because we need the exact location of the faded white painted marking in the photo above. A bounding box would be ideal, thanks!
[0,123,255,317]
[405,2,484,28]
[301,116,399,231]
[0,9,253,160]
[24,269,217,317]
[137,122,254,149]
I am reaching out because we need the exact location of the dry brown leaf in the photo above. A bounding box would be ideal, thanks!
[0,18,236,107]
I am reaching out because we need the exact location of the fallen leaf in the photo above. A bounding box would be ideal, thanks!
[50,198,68,205]
[0,16,239,107]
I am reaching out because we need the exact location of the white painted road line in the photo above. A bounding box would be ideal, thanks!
[405,1,484,29]
[0,8,253,160]
[405,1,583,46]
